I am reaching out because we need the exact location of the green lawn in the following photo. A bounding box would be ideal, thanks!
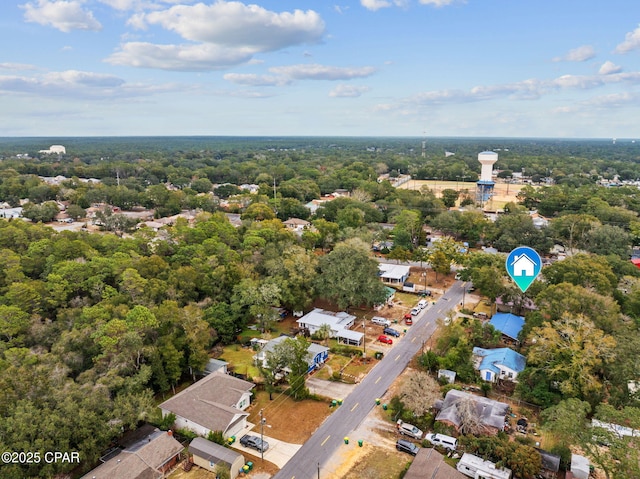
[218,344,261,379]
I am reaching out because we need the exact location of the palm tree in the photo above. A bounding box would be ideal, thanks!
[317,323,332,346]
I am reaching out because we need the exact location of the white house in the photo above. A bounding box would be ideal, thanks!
[296,308,363,346]
[511,253,535,276]
[378,263,411,284]
[282,218,311,233]
[159,371,254,439]
[456,453,512,479]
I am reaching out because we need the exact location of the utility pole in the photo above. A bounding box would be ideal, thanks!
[317,462,320,479]
[362,319,366,358]
[260,409,265,462]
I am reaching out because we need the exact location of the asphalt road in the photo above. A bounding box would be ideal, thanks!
[273,281,467,479]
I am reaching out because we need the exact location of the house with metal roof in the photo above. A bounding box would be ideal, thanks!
[472,347,526,382]
[378,263,411,284]
[296,308,363,346]
[159,371,254,439]
[489,312,525,343]
[188,437,245,479]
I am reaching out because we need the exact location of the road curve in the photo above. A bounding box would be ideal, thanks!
[273,281,466,479]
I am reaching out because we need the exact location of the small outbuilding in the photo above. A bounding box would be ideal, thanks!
[189,437,245,479]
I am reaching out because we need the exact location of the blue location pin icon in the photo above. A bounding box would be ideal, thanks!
[506,246,542,293]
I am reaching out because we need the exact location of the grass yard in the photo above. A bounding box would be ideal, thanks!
[218,344,261,379]
[338,446,412,479]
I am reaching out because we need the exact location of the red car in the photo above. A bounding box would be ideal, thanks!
[405,316,413,325]
[378,335,393,345]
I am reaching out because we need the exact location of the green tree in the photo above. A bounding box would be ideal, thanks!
[527,313,616,400]
[316,238,387,311]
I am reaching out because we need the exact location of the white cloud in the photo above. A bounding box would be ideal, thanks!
[133,2,324,50]
[0,62,38,71]
[599,61,622,75]
[329,84,370,97]
[380,70,640,113]
[106,42,255,71]
[615,25,640,54]
[96,0,193,11]
[419,0,457,6]
[361,0,452,10]
[113,2,325,71]
[269,64,376,80]
[21,0,102,32]
[361,0,392,10]
[552,45,595,62]
[0,69,176,99]
[223,73,290,87]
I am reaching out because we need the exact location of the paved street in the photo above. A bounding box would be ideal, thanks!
[272,281,466,479]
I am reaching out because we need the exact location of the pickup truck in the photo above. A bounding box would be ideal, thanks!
[239,434,269,452]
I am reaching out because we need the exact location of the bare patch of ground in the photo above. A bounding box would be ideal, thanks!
[247,390,333,444]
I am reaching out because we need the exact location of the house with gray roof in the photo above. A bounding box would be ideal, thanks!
[188,437,245,479]
[404,447,466,479]
[472,347,526,382]
[81,427,183,479]
[159,371,254,439]
[434,390,509,435]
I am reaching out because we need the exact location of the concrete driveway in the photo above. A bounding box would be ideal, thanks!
[231,434,301,468]
[307,377,356,401]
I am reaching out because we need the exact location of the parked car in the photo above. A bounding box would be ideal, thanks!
[377,335,393,344]
[404,316,413,325]
[383,327,401,337]
[371,316,391,327]
[410,307,420,316]
[397,420,423,439]
[419,290,432,297]
[239,434,269,452]
[425,433,457,451]
[403,312,412,320]
[396,439,419,456]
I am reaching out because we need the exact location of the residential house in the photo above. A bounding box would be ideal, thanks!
[254,335,330,374]
[283,218,311,233]
[296,308,363,346]
[472,347,526,382]
[188,437,245,479]
[378,263,411,285]
[202,358,228,375]
[159,371,254,439]
[81,426,182,479]
[404,448,466,479]
[489,312,525,344]
[434,390,509,435]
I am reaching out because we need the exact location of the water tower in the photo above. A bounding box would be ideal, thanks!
[476,151,498,205]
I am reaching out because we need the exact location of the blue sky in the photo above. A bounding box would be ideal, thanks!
[2,0,640,137]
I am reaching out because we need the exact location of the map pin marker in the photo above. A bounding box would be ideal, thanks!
[505,246,542,293]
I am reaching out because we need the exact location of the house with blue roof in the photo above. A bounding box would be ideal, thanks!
[489,312,525,343]
[472,347,526,382]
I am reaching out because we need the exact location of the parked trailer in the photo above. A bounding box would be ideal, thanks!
[456,453,512,479]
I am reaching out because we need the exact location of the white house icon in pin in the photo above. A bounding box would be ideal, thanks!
[511,253,536,276]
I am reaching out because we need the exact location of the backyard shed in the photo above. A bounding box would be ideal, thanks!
[189,437,245,479]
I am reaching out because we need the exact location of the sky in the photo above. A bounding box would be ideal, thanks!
[2,0,640,138]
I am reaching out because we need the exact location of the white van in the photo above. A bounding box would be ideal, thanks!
[425,433,457,451]
[417,299,428,310]
[371,316,391,327]
[397,420,423,440]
